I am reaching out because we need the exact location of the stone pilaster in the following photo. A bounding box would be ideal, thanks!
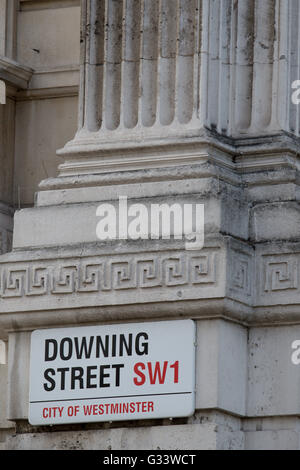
[0,94,14,257]
[0,0,33,257]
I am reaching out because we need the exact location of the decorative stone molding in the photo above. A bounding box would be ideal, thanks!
[0,55,33,89]
[0,246,221,311]
[7,238,300,325]
[256,248,300,307]
[227,247,253,302]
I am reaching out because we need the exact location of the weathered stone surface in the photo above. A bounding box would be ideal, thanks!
[7,332,31,421]
[0,207,13,255]
[244,417,300,450]
[2,423,225,451]
[4,411,245,450]
[247,326,300,417]
[196,320,247,417]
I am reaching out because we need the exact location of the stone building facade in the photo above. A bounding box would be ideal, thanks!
[1,0,300,450]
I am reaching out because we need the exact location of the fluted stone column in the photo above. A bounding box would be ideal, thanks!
[1,0,300,450]
[47,0,300,179]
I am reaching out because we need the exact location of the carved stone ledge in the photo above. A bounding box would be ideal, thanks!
[3,238,300,329]
[0,244,223,313]
[0,56,33,89]
[0,236,253,331]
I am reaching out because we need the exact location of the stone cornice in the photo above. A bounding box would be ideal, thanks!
[16,86,79,101]
[0,56,33,89]
[1,237,300,331]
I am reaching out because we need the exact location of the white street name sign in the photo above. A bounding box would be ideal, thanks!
[29,320,196,425]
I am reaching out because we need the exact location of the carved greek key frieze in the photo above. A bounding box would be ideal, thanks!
[264,257,298,292]
[0,250,219,299]
[229,250,252,298]
[190,254,217,285]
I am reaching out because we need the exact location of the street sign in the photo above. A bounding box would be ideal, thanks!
[29,320,196,425]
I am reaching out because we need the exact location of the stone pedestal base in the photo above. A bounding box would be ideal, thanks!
[1,144,300,450]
